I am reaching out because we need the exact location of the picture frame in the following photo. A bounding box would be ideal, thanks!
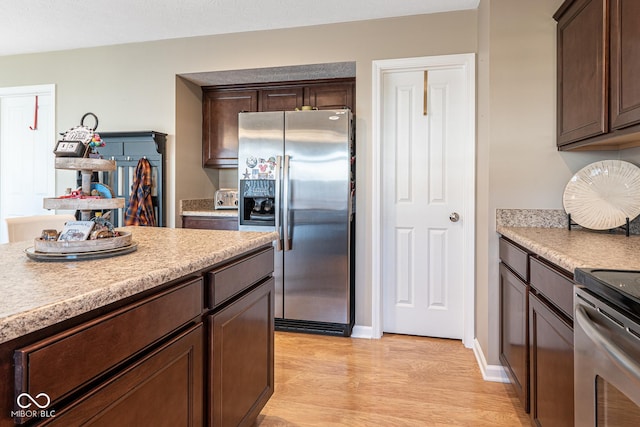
[58,221,95,241]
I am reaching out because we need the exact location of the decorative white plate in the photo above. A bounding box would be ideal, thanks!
[563,160,640,230]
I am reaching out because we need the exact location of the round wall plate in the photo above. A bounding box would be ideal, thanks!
[563,160,640,230]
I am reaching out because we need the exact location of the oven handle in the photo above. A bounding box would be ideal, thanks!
[576,305,640,383]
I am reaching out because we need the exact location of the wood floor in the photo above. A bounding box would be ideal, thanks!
[255,332,529,426]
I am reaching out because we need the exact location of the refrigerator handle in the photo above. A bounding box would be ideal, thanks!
[283,154,292,251]
[274,155,283,251]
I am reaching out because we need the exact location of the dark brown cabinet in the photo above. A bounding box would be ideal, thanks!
[41,324,203,426]
[260,86,304,112]
[499,263,530,412]
[182,215,239,230]
[203,89,258,168]
[610,0,640,130]
[305,82,354,110]
[11,278,203,425]
[555,0,640,150]
[205,246,275,427]
[202,79,355,168]
[499,238,530,412]
[529,293,574,427]
[208,278,274,427]
[498,237,575,425]
[528,258,574,427]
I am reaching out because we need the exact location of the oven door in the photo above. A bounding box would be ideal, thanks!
[574,288,640,426]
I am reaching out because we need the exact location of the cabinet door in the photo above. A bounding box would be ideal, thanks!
[556,0,608,146]
[610,0,640,129]
[203,89,258,168]
[499,263,529,412]
[305,81,355,110]
[208,278,274,427]
[529,293,574,427]
[42,324,204,426]
[260,87,304,111]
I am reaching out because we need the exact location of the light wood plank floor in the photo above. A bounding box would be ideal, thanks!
[255,332,529,426]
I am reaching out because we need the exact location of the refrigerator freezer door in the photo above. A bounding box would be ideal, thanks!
[238,111,285,318]
[238,111,284,181]
[283,110,352,324]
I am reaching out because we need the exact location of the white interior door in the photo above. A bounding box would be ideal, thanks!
[381,63,470,339]
[0,85,56,243]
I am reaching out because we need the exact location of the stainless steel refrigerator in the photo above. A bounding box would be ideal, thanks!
[238,109,355,336]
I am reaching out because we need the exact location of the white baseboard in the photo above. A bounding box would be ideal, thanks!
[350,325,376,339]
[473,338,510,383]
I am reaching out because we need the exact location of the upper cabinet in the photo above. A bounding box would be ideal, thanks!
[555,0,640,150]
[202,78,355,168]
[203,89,258,168]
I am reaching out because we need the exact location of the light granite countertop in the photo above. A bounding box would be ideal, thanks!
[497,226,640,273]
[182,209,238,217]
[180,198,238,217]
[0,226,277,344]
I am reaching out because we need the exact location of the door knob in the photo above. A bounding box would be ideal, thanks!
[449,212,460,222]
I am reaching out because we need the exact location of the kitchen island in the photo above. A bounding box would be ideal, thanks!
[0,226,278,426]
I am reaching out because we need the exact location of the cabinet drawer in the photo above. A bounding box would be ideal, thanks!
[207,246,274,309]
[14,278,203,410]
[529,257,574,319]
[499,237,529,281]
[42,323,203,427]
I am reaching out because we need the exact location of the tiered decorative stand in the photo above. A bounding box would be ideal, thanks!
[44,158,124,219]
[26,158,136,260]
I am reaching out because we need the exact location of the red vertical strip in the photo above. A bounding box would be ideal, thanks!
[29,95,38,130]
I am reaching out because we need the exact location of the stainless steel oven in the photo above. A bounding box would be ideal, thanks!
[574,269,640,426]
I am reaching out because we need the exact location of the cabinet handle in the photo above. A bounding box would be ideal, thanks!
[423,70,428,116]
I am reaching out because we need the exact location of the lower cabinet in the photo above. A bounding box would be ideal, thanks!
[182,215,238,231]
[41,324,203,426]
[529,292,574,427]
[208,277,275,427]
[499,263,529,412]
[499,236,575,425]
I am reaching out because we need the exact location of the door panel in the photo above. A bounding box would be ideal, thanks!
[382,67,466,339]
[283,110,351,324]
[0,90,55,243]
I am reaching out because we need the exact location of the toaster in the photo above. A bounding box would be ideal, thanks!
[214,189,239,210]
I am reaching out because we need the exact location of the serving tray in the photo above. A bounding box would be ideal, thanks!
[33,231,132,254]
[563,160,640,230]
[25,243,137,262]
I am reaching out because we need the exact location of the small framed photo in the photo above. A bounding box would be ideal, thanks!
[58,221,95,241]
[54,140,87,157]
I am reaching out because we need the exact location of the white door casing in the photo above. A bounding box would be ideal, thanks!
[371,54,475,347]
[0,85,56,243]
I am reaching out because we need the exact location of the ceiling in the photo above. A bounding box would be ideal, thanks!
[0,0,479,57]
